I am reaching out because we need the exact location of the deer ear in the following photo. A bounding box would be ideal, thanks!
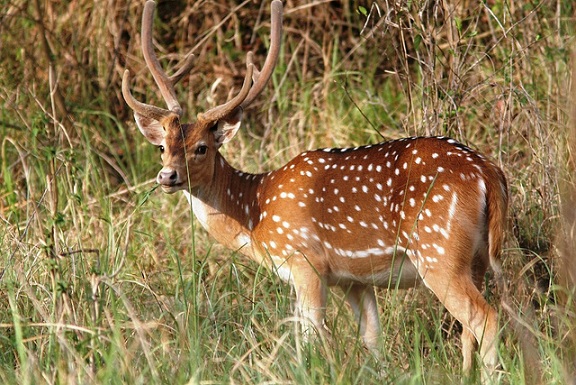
[214,108,243,146]
[134,113,165,145]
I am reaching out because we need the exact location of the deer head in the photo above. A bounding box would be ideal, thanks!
[122,0,282,193]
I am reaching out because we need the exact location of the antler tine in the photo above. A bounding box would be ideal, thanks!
[198,63,255,122]
[170,53,195,85]
[122,70,174,122]
[141,0,194,117]
[195,0,282,124]
[239,0,283,110]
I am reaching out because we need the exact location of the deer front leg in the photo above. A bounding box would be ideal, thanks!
[291,269,330,343]
[342,284,380,352]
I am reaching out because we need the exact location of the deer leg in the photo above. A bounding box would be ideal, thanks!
[292,271,330,343]
[424,273,498,379]
[343,284,380,352]
[461,327,477,373]
[462,257,492,374]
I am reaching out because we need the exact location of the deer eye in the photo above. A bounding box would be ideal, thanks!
[158,145,165,154]
[195,145,208,155]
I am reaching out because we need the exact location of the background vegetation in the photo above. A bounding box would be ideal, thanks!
[0,0,575,383]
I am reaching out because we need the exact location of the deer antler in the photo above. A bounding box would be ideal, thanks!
[122,0,194,120]
[122,70,174,122]
[123,0,282,124]
[240,0,283,109]
[140,0,194,117]
[198,0,283,123]
[198,63,255,122]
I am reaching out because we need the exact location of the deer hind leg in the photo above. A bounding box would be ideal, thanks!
[461,327,477,373]
[423,270,498,378]
[462,254,493,374]
[342,284,380,352]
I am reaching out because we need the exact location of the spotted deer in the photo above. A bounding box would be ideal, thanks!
[122,0,507,379]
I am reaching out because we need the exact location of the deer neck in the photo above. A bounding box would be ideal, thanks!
[183,153,264,257]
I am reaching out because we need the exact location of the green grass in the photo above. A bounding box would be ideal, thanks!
[1,0,575,384]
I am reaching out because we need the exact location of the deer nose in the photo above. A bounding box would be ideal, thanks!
[157,168,179,185]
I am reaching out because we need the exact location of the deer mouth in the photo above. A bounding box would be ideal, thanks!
[160,183,185,194]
